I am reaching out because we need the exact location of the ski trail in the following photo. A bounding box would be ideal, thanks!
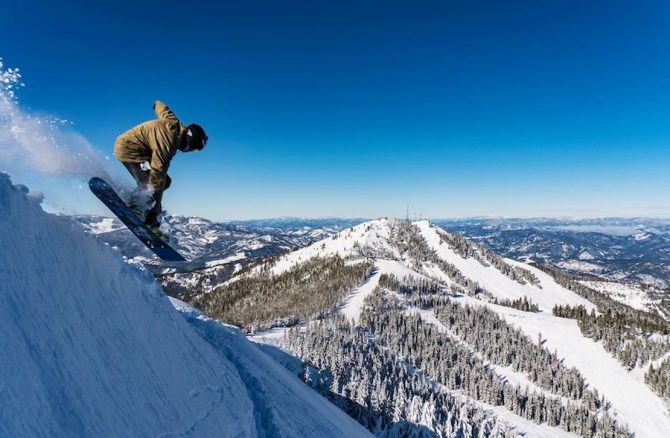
[457,296,670,437]
[340,264,381,322]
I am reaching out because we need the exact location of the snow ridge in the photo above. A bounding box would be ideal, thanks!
[0,174,369,438]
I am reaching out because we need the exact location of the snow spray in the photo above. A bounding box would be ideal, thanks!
[0,58,122,188]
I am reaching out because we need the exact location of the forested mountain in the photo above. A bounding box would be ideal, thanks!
[75,215,669,316]
[196,218,670,437]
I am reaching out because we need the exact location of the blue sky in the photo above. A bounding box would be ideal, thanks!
[1,0,669,219]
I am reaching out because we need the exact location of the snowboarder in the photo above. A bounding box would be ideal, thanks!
[113,100,207,235]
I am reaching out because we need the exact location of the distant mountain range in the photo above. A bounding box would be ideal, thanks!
[435,217,670,290]
[73,215,670,298]
[73,215,365,297]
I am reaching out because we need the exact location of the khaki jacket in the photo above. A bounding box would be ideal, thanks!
[114,101,186,197]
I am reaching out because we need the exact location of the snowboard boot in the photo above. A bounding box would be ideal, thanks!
[127,200,145,221]
[126,186,155,221]
[148,224,170,242]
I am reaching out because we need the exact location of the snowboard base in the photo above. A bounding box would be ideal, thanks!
[88,177,186,262]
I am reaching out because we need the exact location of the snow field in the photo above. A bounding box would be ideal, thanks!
[580,280,657,313]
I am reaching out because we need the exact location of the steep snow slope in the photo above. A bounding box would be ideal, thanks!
[0,174,370,438]
[169,299,373,437]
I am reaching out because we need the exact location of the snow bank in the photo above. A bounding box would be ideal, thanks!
[0,174,370,438]
[170,298,370,437]
[580,280,657,313]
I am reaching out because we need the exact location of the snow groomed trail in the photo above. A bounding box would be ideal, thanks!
[413,221,670,437]
[465,298,670,438]
[0,174,370,438]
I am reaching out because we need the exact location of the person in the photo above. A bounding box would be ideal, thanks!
[113,100,207,234]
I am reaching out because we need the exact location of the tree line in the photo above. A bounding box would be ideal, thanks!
[193,255,372,332]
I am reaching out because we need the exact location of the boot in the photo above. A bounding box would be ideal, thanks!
[127,199,145,220]
[149,224,170,242]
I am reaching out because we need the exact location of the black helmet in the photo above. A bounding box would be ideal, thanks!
[185,124,208,151]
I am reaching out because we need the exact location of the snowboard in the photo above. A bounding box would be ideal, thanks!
[88,177,186,262]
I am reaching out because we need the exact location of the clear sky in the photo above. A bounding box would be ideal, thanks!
[1,0,669,220]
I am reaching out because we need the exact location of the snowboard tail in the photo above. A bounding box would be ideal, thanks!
[88,177,186,262]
